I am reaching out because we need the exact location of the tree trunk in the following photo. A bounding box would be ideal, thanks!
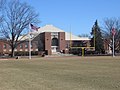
[11,48,15,57]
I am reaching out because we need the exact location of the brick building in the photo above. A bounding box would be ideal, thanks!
[0,25,91,56]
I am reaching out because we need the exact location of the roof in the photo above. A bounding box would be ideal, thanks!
[65,32,90,41]
[38,25,64,33]
[18,24,90,41]
[37,25,90,41]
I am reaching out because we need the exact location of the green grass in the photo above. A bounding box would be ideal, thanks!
[0,56,120,90]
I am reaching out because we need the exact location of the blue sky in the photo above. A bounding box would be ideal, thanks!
[22,0,120,36]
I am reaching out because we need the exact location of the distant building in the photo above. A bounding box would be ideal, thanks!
[0,25,91,56]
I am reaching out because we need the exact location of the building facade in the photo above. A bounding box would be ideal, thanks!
[0,25,91,56]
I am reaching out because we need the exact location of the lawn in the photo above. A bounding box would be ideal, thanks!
[0,56,120,90]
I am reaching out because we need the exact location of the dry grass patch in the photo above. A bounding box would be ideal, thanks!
[0,56,120,90]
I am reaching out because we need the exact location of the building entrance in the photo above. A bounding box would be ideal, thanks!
[51,46,58,53]
[51,37,59,54]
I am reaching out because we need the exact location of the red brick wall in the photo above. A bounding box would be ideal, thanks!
[0,41,38,55]
[44,32,51,55]
[59,32,66,51]
[0,42,3,54]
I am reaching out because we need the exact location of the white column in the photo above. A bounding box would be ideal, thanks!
[29,29,31,59]
[112,35,115,57]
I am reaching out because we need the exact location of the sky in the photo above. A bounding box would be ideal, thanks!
[21,0,120,36]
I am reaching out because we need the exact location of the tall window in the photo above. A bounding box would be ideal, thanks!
[3,44,7,49]
[31,43,33,48]
[52,38,58,46]
[20,44,23,49]
[25,43,28,48]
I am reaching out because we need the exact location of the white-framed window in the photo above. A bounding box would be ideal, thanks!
[3,44,7,49]
[31,43,33,48]
[20,44,23,49]
[25,43,28,48]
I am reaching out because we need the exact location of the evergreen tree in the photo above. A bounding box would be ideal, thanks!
[91,20,105,54]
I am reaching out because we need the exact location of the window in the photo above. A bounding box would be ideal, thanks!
[25,43,28,48]
[3,44,7,49]
[20,44,23,49]
[52,38,58,46]
[51,32,58,36]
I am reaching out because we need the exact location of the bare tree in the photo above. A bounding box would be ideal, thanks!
[103,18,120,53]
[0,0,6,7]
[0,0,39,57]
[0,0,5,22]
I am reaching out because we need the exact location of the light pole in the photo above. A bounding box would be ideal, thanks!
[112,34,115,57]
[111,28,116,57]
